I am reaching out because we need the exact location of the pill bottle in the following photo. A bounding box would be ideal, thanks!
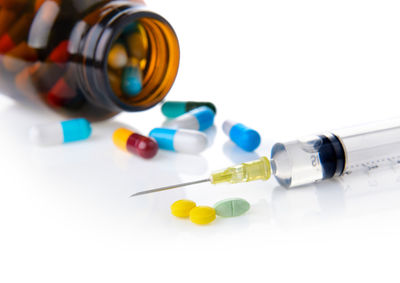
[0,0,180,120]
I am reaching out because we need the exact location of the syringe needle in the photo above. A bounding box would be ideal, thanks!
[130,157,272,198]
[130,178,211,197]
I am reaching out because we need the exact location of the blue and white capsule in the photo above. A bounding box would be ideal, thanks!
[163,106,215,131]
[149,128,208,154]
[223,120,261,152]
[29,118,92,146]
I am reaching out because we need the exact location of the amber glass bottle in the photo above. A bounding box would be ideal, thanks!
[0,0,180,120]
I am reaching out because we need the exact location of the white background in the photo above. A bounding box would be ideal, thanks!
[1,0,400,282]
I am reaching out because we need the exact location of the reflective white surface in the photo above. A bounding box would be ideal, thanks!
[2,0,400,282]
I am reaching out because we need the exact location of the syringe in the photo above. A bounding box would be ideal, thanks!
[131,119,400,197]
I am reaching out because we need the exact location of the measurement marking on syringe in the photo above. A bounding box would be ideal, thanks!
[348,155,400,170]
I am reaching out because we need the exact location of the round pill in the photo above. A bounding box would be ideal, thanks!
[171,200,197,218]
[113,128,158,159]
[214,198,250,217]
[164,106,215,131]
[223,120,261,152]
[29,118,92,146]
[161,101,217,119]
[189,206,216,225]
[149,128,208,154]
[108,43,128,69]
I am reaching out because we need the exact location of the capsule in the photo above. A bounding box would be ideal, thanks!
[149,128,208,154]
[3,42,37,73]
[113,128,158,159]
[121,59,142,96]
[0,13,34,54]
[108,43,128,69]
[125,25,148,60]
[161,101,217,118]
[29,118,92,146]
[164,106,215,131]
[223,120,261,152]
[48,40,70,64]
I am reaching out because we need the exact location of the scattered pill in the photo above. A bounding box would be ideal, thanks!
[189,206,216,225]
[121,59,142,96]
[29,118,92,146]
[223,120,261,152]
[108,43,128,69]
[171,200,197,218]
[149,128,208,154]
[214,198,250,217]
[113,128,158,159]
[164,106,215,131]
[161,101,217,119]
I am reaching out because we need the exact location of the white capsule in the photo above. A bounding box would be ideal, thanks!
[29,118,92,146]
[163,106,215,131]
[149,128,208,154]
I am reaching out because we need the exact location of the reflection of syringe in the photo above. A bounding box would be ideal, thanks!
[131,119,400,197]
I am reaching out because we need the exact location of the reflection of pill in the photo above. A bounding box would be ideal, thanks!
[29,118,92,146]
[164,106,215,131]
[189,206,216,225]
[171,200,196,218]
[161,101,217,118]
[108,43,128,69]
[223,120,261,152]
[214,198,250,217]
[149,128,208,154]
[113,128,158,159]
[48,40,69,64]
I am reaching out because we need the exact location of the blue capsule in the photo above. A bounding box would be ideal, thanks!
[164,106,215,131]
[121,61,142,96]
[222,120,261,152]
[29,118,92,146]
[149,128,208,154]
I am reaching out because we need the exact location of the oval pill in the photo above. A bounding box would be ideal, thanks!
[108,43,128,69]
[214,198,250,217]
[189,206,216,225]
[121,60,142,96]
[161,101,217,118]
[113,128,158,159]
[29,118,92,146]
[171,200,197,218]
[223,120,261,152]
[149,128,208,154]
[164,106,215,131]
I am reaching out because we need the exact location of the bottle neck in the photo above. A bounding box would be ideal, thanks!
[76,2,180,112]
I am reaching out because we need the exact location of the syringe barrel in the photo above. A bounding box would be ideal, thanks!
[271,120,400,188]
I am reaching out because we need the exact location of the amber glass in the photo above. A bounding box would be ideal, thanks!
[0,0,180,120]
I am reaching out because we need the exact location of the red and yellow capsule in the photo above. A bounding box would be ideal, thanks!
[113,128,158,159]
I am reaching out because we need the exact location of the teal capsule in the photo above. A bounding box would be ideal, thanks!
[161,101,217,118]
[121,61,142,96]
[213,198,250,217]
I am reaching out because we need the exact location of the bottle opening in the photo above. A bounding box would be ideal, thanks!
[105,15,180,111]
